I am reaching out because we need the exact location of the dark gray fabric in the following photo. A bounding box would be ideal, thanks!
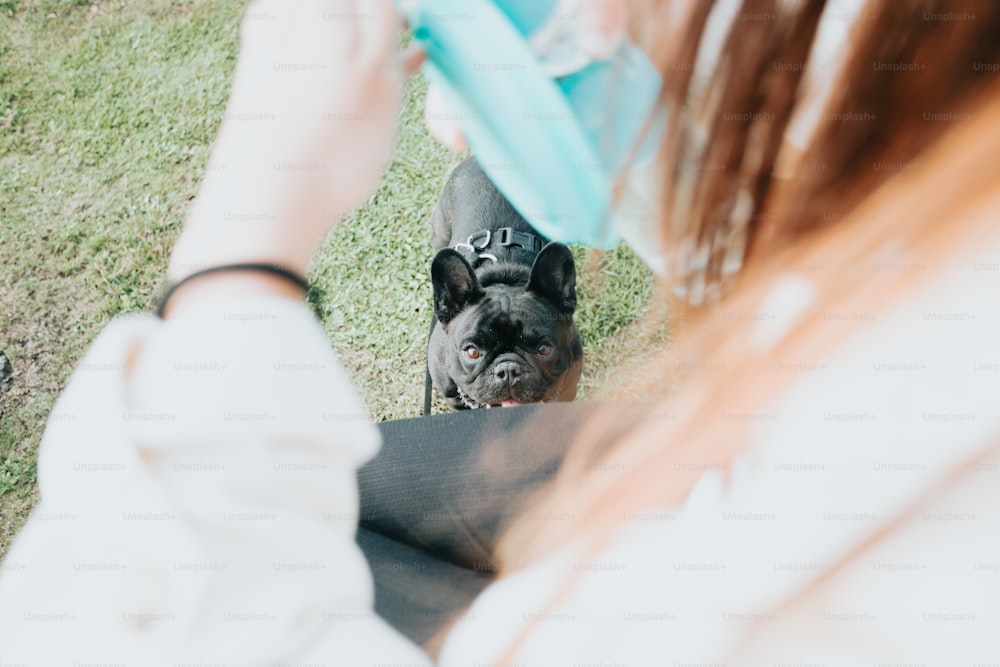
[357,403,599,645]
[356,526,492,646]
[356,402,655,645]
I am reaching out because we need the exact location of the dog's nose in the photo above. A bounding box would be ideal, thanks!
[494,361,523,383]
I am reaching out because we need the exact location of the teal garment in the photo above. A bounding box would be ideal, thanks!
[492,0,557,34]
[402,0,663,248]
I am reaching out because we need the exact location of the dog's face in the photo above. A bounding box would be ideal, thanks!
[431,243,583,409]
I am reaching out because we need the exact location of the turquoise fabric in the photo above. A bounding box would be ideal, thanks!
[402,0,663,247]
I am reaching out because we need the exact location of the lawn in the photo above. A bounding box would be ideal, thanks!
[0,0,662,558]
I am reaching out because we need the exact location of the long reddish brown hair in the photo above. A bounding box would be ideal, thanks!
[487,0,1000,660]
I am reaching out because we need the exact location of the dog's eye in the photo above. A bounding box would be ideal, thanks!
[536,342,553,357]
[464,345,481,360]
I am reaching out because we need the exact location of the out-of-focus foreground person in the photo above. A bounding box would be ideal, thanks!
[0,0,998,666]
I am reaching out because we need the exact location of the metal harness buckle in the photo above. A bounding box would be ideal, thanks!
[468,230,491,250]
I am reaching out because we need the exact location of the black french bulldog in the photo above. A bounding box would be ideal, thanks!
[428,158,583,411]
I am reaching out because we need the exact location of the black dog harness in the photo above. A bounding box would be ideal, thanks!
[451,227,545,266]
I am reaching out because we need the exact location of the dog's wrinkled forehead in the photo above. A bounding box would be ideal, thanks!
[463,289,564,345]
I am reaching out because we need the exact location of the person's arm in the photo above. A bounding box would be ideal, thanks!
[0,2,429,664]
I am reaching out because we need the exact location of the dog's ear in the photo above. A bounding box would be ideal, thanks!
[527,242,577,314]
[432,249,483,325]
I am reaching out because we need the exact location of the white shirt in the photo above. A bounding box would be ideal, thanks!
[2,228,998,665]
[0,299,430,666]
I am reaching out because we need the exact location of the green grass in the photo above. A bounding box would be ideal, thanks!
[0,0,663,558]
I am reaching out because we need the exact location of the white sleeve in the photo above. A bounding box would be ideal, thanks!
[0,295,431,667]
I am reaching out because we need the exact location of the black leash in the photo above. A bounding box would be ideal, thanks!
[423,312,438,416]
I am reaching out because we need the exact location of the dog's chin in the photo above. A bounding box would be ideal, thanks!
[456,386,548,410]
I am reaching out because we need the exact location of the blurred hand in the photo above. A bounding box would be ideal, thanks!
[169,0,404,281]
[423,0,626,151]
